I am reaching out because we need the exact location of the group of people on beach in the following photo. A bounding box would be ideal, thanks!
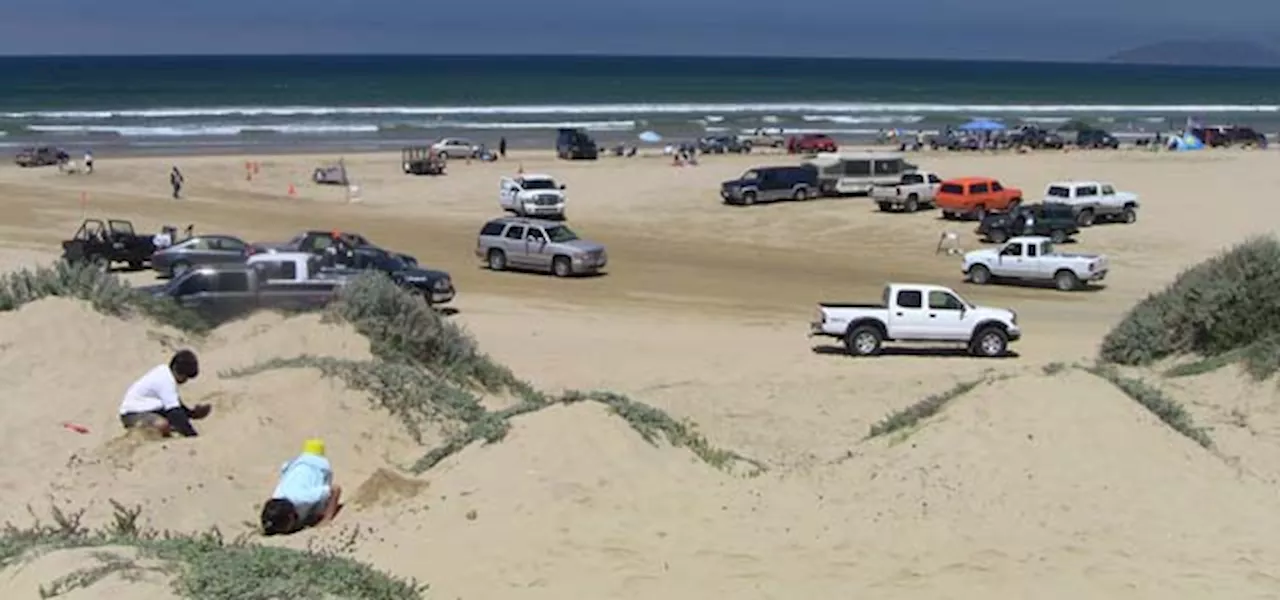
[116,350,342,535]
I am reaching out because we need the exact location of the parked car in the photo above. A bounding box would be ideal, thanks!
[499,173,567,219]
[475,217,607,277]
[60,218,157,270]
[720,165,820,206]
[1042,180,1140,226]
[401,147,446,176]
[787,134,838,154]
[260,230,419,267]
[556,128,599,160]
[249,249,456,305]
[151,234,258,278]
[697,135,750,154]
[1075,129,1120,149]
[15,146,68,167]
[1009,126,1065,149]
[430,138,480,159]
[809,282,1021,357]
[963,236,1110,292]
[935,177,1023,220]
[975,202,1078,244]
[740,128,786,149]
[145,265,343,324]
[1191,126,1267,148]
[871,171,943,212]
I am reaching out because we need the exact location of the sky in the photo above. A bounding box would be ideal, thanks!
[1,0,1277,61]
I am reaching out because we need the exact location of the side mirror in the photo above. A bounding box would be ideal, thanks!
[560,184,567,190]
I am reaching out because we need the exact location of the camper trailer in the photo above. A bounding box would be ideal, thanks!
[803,151,912,196]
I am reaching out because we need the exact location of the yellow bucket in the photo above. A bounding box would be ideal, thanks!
[302,438,326,457]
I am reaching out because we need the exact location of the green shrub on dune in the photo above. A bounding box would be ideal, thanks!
[0,261,209,333]
[1100,236,1280,377]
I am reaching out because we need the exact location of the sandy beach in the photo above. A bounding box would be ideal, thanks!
[2,145,1280,598]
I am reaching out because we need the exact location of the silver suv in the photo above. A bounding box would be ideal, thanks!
[475,217,607,277]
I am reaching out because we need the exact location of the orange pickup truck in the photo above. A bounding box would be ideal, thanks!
[936,177,1023,220]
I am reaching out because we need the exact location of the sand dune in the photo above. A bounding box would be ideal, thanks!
[3,147,1280,597]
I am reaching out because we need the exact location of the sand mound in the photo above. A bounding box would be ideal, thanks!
[0,546,178,600]
[0,298,419,534]
[345,372,1280,600]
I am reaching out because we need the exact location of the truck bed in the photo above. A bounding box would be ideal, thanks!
[819,302,884,309]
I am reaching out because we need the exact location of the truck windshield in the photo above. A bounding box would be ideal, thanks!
[545,225,579,243]
[1047,186,1071,198]
[520,179,558,190]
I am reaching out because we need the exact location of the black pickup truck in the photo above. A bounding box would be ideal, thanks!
[975,202,1079,244]
[144,265,343,324]
[61,218,157,270]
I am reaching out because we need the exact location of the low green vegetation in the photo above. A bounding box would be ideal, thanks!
[866,377,988,440]
[1100,236,1280,380]
[1083,364,1214,449]
[221,274,765,476]
[2,503,425,600]
[0,261,209,333]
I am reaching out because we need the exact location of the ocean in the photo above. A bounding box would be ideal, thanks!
[2,55,1279,154]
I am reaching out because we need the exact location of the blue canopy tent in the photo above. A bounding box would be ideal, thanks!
[958,118,1006,131]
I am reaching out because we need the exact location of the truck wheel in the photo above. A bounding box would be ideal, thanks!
[904,195,919,212]
[974,205,987,221]
[970,327,1008,357]
[844,325,883,356]
[1049,229,1067,244]
[1054,269,1081,291]
[1122,206,1137,224]
[968,264,992,285]
[1077,209,1095,227]
[551,256,572,277]
[989,229,1008,243]
[792,187,810,201]
[487,249,507,271]
[877,202,891,212]
[741,191,757,206]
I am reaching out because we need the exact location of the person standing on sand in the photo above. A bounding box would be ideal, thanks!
[499,137,507,159]
[260,439,343,536]
[83,150,94,174]
[118,349,212,437]
[170,166,184,199]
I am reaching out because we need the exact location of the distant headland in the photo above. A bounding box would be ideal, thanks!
[1106,40,1280,67]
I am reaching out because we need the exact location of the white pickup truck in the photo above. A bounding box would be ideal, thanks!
[963,236,1109,291]
[809,282,1021,357]
[499,174,567,219]
[871,171,943,212]
[1042,180,1139,226]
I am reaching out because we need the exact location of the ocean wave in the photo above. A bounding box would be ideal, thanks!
[802,114,926,124]
[4,102,1279,120]
[429,120,635,131]
[27,124,381,136]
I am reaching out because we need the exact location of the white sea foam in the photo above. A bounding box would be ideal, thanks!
[427,120,635,131]
[802,114,926,124]
[26,124,381,136]
[4,102,1278,120]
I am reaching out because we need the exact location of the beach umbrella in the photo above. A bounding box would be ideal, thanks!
[637,131,663,143]
[958,118,1006,131]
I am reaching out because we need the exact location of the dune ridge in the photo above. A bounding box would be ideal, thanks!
[3,229,1280,596]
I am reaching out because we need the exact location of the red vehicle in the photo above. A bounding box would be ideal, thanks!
[787,134,838,154]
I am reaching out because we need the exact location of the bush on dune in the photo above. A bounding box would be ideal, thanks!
[0,261,209,333]
[1100,236,1280,378]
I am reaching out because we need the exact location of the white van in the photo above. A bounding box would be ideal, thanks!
[803,151,912,196]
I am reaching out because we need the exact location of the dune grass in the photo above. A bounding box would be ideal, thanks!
[866,377,989,440]
[1084,364,1214,449]
[220,272,765,476]
[2,503,425,600]
[1100,236,1280,380]
[0,261,210,333]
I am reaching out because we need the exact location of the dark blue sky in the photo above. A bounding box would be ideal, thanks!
[1,0,1276,61]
